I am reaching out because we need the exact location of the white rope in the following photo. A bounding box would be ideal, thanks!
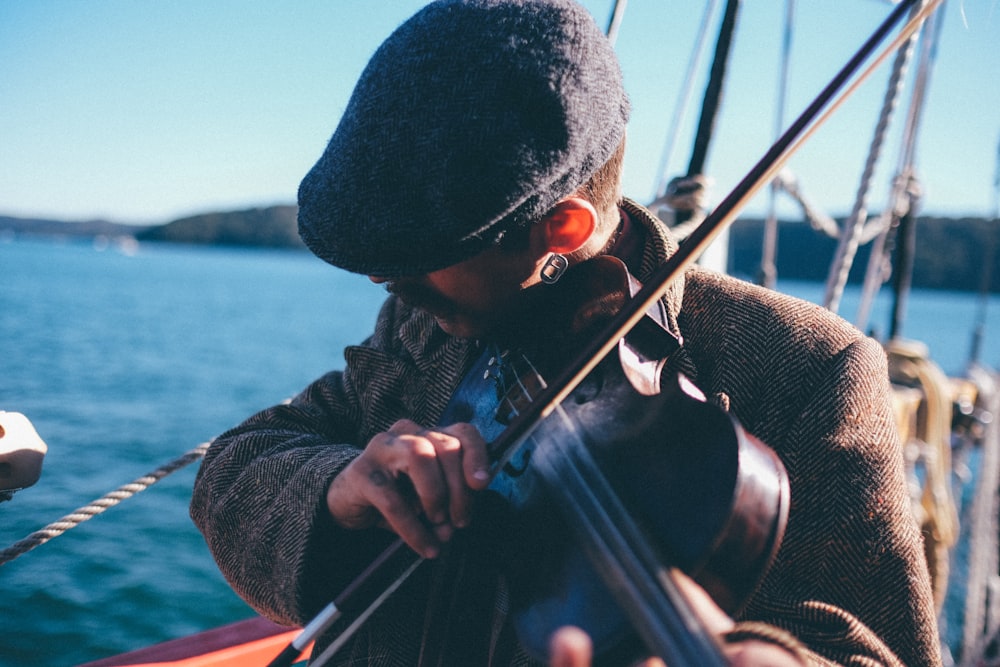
[0,441,211,565]
[774,169,843,239]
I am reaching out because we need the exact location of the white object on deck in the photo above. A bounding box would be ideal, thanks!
[0,411,48,496]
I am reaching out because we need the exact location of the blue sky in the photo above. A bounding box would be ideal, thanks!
[1,1,997,225]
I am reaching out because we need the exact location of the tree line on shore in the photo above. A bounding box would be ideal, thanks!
[728,216,997,293]
[3,207,996,292]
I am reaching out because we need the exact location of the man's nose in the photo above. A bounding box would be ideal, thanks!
[368,275,390,284]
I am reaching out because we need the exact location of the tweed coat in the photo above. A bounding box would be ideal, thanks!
[190,200,941,666]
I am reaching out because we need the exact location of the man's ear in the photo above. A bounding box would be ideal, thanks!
[534,197,598,254]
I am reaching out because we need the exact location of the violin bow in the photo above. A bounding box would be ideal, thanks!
[269,1,943,665]
[490,0,943,461]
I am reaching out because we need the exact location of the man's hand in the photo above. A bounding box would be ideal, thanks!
[326,419,491,558]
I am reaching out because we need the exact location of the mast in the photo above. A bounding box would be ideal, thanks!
[684,0,741,189]
[884,4,943,339]
[667,0,743,274]
[651,0,720,202]
[968,132,1000,366]
[605,0,628,46]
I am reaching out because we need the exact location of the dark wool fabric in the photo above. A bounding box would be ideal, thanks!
[296,0,630,277]
[191,201,941,666]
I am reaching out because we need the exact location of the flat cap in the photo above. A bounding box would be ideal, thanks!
[297,0,629,276]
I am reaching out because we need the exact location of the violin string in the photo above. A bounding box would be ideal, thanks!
[533,406,727,665]
[488,351,548,462]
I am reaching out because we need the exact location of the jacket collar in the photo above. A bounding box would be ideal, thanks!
[621,198,701,384]
[622,198,686,344]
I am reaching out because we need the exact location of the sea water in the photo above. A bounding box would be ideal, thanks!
[1,237,384,667]
[1,237,998,666]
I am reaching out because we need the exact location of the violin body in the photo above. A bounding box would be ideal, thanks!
[438,257,789,663]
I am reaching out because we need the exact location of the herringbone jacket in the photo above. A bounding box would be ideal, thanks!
[191,200,940,666]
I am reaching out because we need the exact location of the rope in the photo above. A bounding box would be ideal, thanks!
[0,441,211,566]
[822,0,928,313]
[650,175,710,240]
[855,3,944,333]
[774,169,842,239]
[967,132,1000,366]
[888,340,959,612]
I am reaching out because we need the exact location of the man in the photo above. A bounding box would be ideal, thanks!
[190,1,941,665]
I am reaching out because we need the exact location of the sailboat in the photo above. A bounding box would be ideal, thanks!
[2,1,998,665]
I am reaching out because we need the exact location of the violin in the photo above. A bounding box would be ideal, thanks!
[428,255,789,665]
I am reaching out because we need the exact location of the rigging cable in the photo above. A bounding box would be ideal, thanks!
[822,0,931,314]
[0,441,210,566]
[757,0,795,289]
[653,0,742,245]
[650,0,721,202]
[854,1,945,333]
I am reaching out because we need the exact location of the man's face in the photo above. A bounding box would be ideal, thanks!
[371,243,546,339]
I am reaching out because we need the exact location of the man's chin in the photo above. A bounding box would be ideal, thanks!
[433,315,483,339]
[435,314,536,346]
[431,308,508,340]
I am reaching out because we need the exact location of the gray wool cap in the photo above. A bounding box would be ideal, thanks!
[297,0,630,276]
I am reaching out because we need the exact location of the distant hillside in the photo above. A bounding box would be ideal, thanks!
[0,215,151,238]
[3,207,997,292]
[0,206,303,250]
[135,205,303,249]
[729,216,999,293]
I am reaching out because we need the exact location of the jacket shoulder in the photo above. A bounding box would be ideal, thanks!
[680,267,872,359]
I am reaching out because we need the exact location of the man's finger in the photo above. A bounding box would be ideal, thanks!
[548,626,592,667]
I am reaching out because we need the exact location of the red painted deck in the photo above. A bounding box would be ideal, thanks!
[78,616,310,667]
